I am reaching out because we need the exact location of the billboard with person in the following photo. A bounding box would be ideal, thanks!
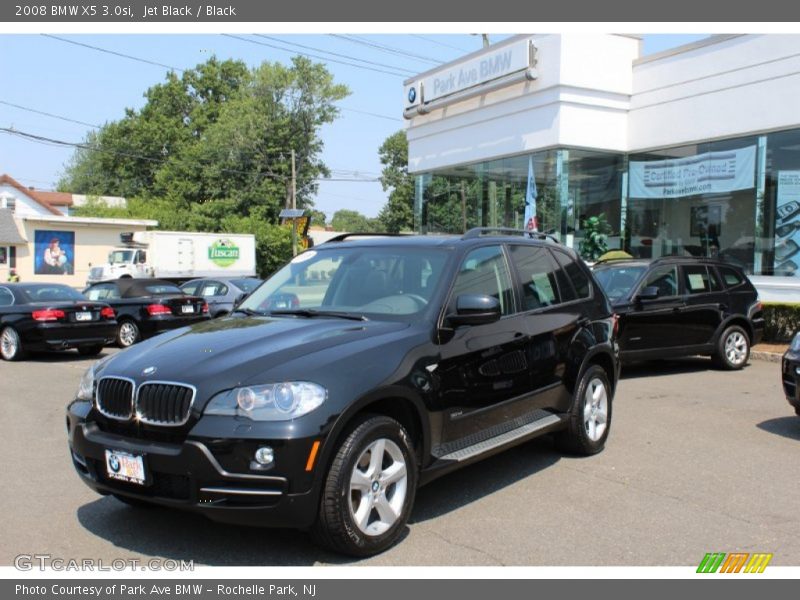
[34,230,75,275]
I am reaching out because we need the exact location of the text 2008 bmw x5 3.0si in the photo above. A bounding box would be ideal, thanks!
[67,229,619,557]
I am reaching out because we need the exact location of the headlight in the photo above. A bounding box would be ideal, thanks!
[791,332,800,352]
[204,382,327,421]
[76,367,95,401]
[75,355,113,401]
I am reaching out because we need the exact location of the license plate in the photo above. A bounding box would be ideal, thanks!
[181,305,194,314]
[105,449,146,485]
[75,312,92,321]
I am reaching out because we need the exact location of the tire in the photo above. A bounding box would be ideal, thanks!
[712,325,750,370]
[78,344,104,356]
[556,364,612,456]
[311,415,418,557]
[112,494,153,509]
[116,319,140,348]
[0,326,26,361]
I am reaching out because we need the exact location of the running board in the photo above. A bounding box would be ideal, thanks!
[437,413,563,463]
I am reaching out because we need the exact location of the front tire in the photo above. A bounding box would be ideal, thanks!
[0,326,26,361]
[116,319,140,348]
[556,364,612,455]
[312,415,417,557]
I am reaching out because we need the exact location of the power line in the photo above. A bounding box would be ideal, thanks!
[410,34,472,54]
[0,100,101,130]
[41,34,184,73]
[1,126,381,183]
[329,34,443,66]
[39,35,402,122]
[223,34,407,78]
[252,35,416,76]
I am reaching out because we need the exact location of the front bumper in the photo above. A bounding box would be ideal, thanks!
[67,405,322,529]
[781,351,800,411]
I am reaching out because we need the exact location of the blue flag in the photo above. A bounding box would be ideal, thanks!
[524,155,538,232]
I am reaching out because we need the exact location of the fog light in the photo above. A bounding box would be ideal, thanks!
[254,446,274,465]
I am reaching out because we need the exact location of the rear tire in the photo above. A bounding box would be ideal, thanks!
[77,344,104,356]
[0,326,26,361]
[116,319,140,348]
[712,325,750,370]
[311,415,417,557]
[556,364,612,455]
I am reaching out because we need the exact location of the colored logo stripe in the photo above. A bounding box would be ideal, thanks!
[697,552,773,573]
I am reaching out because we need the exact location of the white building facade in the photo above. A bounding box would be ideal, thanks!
[404,34,800,283]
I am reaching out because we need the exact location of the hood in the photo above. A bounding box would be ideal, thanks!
[98,316,411,403]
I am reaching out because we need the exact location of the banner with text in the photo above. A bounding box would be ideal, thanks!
[629,146,756,200]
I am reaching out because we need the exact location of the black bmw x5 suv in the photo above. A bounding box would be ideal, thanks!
[67,229,619,556]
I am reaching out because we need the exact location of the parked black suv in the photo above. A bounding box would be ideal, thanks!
[781,333,800,417]
[67,229,619,556]
[592,257,764,369]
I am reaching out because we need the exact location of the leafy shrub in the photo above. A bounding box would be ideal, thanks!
[762,302,800,343]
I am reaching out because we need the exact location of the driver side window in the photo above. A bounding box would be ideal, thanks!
[640,265,679,298]
[451,246,515,316]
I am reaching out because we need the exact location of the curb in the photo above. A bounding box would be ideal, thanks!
[751,350,783,363]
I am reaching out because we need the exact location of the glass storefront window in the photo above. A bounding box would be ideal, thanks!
[414,148,624,248]
[765,128,800,276]
[626,137,759,271]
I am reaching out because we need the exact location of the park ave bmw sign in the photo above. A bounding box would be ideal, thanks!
[404,38,532,108]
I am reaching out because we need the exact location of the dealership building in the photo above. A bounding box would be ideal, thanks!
[403,34,800,291]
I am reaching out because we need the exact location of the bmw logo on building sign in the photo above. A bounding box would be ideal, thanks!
[408,87,417,103]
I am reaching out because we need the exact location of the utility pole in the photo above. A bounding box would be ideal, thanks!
[291,149,297,209]
[291,149,297,256]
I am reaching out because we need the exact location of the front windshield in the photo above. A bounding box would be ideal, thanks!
[593,266,647,301]
[20,284,87,303]
[238,246,449,320]
[109,250,134,264]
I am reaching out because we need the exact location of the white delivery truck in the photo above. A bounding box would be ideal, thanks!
[87,230,257,284]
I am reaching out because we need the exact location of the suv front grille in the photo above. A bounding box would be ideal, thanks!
[96,378,134,420]
[135,383,195,426]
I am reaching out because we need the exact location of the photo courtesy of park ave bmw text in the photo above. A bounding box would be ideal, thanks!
[2,0,800,597]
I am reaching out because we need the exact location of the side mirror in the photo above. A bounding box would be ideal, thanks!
[637,286,660,301]
[447,294,501,327]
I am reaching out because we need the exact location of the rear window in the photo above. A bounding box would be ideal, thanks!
[552,250,591,299]
[718,266,745,288]
[20,285,86,302]
[231,278,262,293]
[682,265,716,295]
[144,284,183,296]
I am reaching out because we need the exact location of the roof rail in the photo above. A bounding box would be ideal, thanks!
[323,232,412,243]
[462,227,560,244]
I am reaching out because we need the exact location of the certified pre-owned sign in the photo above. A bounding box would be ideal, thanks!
[208,239,240,267]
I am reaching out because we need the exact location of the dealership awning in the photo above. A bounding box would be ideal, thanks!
[0,209,26,244]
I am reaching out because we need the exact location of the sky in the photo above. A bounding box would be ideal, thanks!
[0,33,707,220]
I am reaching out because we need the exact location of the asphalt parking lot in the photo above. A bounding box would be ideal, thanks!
[1,350,799,566]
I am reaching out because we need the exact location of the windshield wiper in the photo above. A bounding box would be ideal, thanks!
[231,307,265,316]
[268,309,367,321]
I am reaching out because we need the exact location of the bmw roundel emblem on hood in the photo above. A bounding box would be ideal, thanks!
[142,366,157,376]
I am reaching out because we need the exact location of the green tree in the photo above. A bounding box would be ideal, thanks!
[308,209,327,228]
[65,56,349,277]
[331,209,376,232]
[377,131,414,233]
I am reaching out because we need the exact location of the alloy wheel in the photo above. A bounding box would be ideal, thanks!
[348,438,408,536]
[725,331,748,366]
[1,328,18,359]
[583,378,608,442]
[118,322,138,347]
